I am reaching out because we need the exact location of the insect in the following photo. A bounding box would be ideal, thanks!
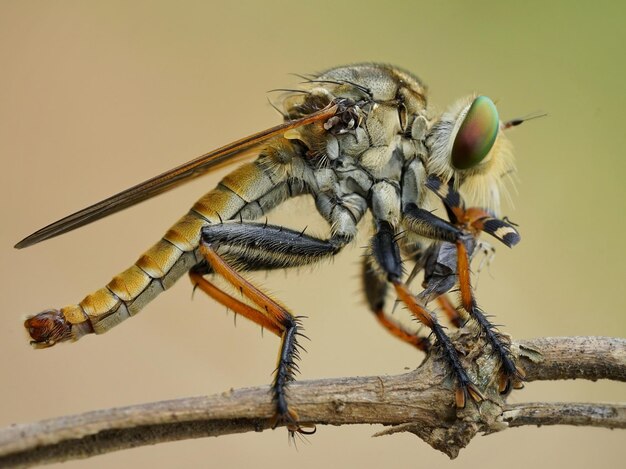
[17,63,528,434]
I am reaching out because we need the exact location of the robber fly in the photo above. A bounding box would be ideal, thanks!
[17,63,528,434]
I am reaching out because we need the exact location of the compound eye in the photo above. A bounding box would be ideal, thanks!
[451,96,499,170]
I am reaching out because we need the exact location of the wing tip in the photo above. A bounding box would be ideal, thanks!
[15,232,46,249]
[15,238,32,249]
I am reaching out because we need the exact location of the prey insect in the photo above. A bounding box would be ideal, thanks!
[17,63,529,433]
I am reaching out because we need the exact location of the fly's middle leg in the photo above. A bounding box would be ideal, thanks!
[436,294,464,328]
[371,220,483,408]
[191,221,344,434]
[362,256,431,352]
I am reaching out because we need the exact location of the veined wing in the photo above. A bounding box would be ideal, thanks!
[15,103,339,249]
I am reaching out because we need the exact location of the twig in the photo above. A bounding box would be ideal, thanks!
[503,402,626,429]
[0,336,624,467]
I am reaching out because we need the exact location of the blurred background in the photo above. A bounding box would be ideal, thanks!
[1,1,624,467]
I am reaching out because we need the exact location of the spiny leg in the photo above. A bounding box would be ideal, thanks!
[406,216,523,394]
[191,221,344,433]
[456,241,524,393]
[197,221,341,272]
[372,220,483,408]
[424,176,524,393]
[362,256,431,351]
[415,235,523,394]
[198,244,309,433]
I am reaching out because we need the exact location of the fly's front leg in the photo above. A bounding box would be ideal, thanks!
[456,241,524,393]
[371,220,483,408]
[191,221,345,434]
[404,199,524,394]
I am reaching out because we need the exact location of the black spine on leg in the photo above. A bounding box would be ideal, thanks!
[272,317,300,421]
[403,203,518,377]
[465,300,520,389]
[196,220,348,430]
[202,222,338,255]
[429,319,472,387]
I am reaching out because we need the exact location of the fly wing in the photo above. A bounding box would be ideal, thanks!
[15,103,339,249]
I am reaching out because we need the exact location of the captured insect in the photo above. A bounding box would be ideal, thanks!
[17,63,532,434]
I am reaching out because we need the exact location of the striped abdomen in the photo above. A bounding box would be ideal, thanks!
[25,159,287,347]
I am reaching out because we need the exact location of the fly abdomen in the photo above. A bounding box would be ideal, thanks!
[26,213,209,347]
[24,160,289,347]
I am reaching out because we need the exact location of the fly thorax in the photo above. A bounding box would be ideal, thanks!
[331,156,373,197]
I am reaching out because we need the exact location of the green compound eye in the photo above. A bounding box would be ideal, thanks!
[451,96,499,170]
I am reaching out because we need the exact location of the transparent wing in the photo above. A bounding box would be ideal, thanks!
[15,103,339,249]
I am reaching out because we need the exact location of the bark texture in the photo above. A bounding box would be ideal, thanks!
[1,335,624,467]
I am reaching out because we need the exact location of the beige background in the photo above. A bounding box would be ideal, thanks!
[1,1,625,468]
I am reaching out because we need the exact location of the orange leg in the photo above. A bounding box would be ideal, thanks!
[437,294,464,328]
[362,257,431,351]
[189,272,282,336]
[373,308,431,352]
[190,220,347,434]
[456,241,525,393]
[420,176,524,395]
[369,220,483,408]
[393,281,483,408]
[193,244,314,434]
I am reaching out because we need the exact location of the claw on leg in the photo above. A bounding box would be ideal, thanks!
[498,364,526,394]
[271,407,316,435]
[455,381,485,408]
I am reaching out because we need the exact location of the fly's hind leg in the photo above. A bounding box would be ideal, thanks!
[194,246,307,433]
[191,221,343,434]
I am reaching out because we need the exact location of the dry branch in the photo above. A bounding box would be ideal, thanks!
[1,335,624,467]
